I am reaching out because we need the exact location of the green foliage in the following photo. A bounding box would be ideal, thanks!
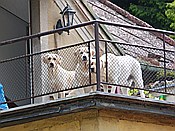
[110,0,174,31]
[128,89,154,98]
[165,1,175,30]
[128,0,173,30]
[128,89,138,96]
[110,0,138,10]
[156,69,175,79]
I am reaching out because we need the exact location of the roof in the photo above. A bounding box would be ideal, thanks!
[86,0,175,69]
[97,0,175,46]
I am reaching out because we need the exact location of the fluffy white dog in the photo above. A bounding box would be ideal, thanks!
[99,53,145,98]
[70,47,96,96]
[43,54,75,100]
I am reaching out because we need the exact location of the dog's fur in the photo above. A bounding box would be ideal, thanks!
[94,53,145,98]
[90,57,106,91]
[71,47,96,96]
[43,54,75,100]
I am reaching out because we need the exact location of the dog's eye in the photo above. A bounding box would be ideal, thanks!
[53,58,56,60]
[80,52,83,54]
[91,62,94,65]
[48,57,51,60]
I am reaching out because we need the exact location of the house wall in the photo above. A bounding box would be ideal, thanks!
[1,109,175,131]
[32,0,109,50]
[33,0,95,50]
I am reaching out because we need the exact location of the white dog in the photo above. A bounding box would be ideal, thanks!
[98,53,145,98]
[71,47,96,96]
[43,54,75,99]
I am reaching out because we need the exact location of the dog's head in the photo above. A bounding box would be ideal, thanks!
[43,54,62,68]
[90,58,97,73]
[74,47,95,63]
[90,57,107,73]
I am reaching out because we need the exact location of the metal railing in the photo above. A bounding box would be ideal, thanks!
[0,20,175,109]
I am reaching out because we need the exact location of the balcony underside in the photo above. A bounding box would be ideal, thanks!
[1,91,175,128]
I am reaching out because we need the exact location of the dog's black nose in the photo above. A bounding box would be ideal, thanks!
[50,63,54,68]
[83,56,87,61]
[90,68,95,73]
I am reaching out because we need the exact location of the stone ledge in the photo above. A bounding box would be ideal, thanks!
[0,92,175,128]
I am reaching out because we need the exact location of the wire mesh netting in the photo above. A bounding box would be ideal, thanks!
[31,42,97,101]
[0,39,175,107]
[113,41,175,96]
[0,56,31,106]
[0,39,175,106]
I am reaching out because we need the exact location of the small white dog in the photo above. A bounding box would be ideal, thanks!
[43,54,75,99]
[71,47,96,96]
[97,53,145,98]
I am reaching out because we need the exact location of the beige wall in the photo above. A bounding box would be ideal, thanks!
[47,0,84,49]
[1,109,175,131]
[32,0,108,49]
[38,0,96,50]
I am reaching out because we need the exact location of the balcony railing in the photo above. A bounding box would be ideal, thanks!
[0,20,175,109]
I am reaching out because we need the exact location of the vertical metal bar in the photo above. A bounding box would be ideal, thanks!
[31,55,34,104]
[163,33,167,93]
[105,41,108,82]
[30,40,34,104]
[88,42,92,84]
[25,40,28,101]
[94,21,100,91]
[28,0,34,104]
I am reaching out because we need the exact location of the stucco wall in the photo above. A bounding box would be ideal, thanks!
[1,109,175,131]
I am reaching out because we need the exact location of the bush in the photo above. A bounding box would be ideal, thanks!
[156,69,175,80]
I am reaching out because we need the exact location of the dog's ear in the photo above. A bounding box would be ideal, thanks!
[74,48,80,56]
[101,59,107,68]
[42,54,49,64]
[99,49,103,57]
[55,54,63,64]
[91,49,95,57]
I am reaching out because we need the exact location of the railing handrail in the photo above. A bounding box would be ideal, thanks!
[1,20,175,47]
[0,20,96,47]
[97,20,175,35]
[99,39,175,53]
[0,39,95,63]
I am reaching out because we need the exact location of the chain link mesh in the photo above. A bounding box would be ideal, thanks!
[1,40,175,106]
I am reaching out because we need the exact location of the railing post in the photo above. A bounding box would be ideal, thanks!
[94,21,101,91]
[105,41,108,82]
[163,33,167,92]
[88,42,92,84]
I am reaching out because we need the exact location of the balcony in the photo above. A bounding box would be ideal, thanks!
[0,20,175,128]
